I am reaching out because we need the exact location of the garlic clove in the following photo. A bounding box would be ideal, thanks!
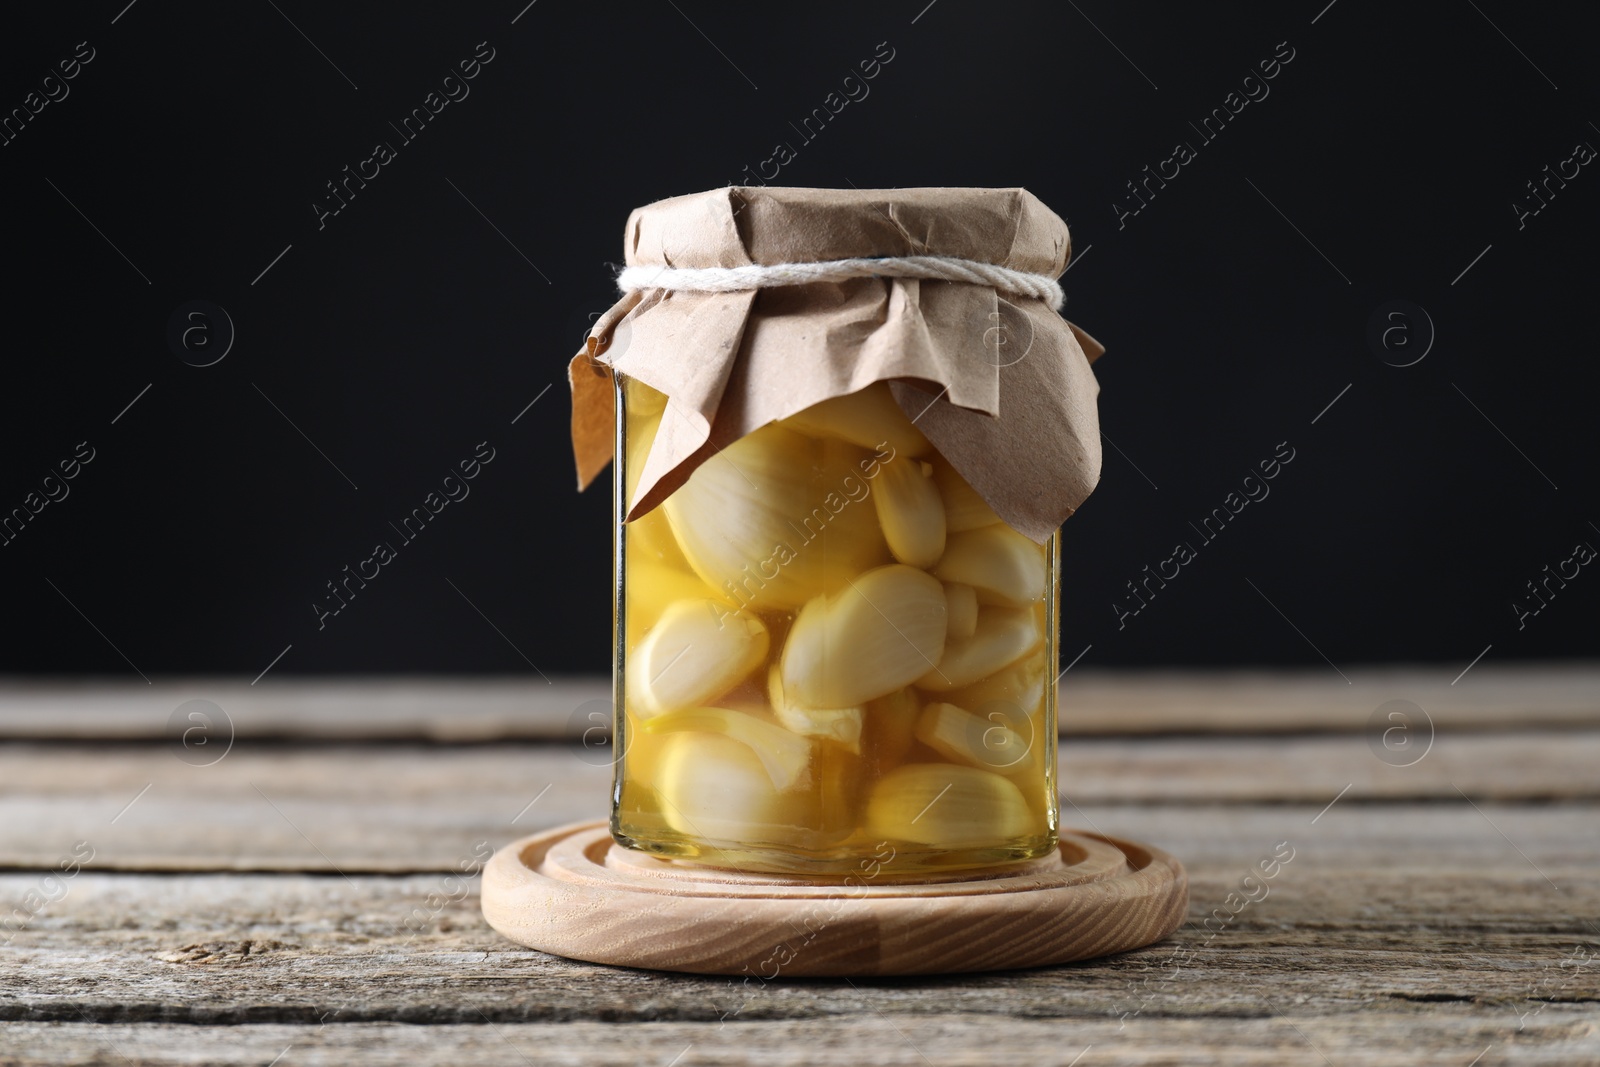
[768,664,864,753]
[931,460,1003,532]
[653,732,805,844]
[942,656,1047,717]
[781,381,932,459]
[872,456,946,568]
[625,558,729,650]
[652,730,859,854]
[914,701,1033,773]
[944,582,978,640]
[627,505,690,570]
[781,564,948,709]
[642,704,813,791]
[628,598,769,718]
[863,686,922,769]
[916,606,1042,691]
[933,524,1046,607]
[863,763,1035,848]
[662,423,887,610]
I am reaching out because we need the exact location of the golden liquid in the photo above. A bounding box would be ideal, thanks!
[612,375,1059,876]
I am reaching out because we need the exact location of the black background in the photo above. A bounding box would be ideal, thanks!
[2,0,1595,680]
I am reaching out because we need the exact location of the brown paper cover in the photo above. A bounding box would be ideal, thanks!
[566,186,1104,543]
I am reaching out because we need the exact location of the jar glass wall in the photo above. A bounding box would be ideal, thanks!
[612,373,1059,876]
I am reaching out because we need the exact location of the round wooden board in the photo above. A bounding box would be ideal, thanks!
[480,821,1188,977]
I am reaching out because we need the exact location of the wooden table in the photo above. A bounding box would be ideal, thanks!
[2,665,1597,1065]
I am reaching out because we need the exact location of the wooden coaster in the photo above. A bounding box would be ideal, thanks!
[481,821,1187,976]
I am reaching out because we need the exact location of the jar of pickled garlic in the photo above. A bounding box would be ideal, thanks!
[568,187,1104,876]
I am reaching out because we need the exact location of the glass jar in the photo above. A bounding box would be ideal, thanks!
[612,373,1059,876]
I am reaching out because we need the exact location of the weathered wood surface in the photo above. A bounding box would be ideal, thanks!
[1,848,1596,1059]
[0,734,1596,871]
[2,1016,1594,1067]
[1,671,1597,1065]
[1,662,1595,739]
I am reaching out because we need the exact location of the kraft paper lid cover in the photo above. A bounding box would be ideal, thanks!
[566,185,1105,543]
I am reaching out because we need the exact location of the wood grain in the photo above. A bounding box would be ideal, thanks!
[1058,661,1600,733]
[1,735,1596,870]
[3,674,1597,1065]
[2,1016,1595,1067]
[0,676,611,742]
[480,824,1188,976]
[3,866,1597,1017]
[1,859,1595,1062]
[1,662,1594,740]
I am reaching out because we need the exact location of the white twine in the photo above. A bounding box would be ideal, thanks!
[616,255,1065,312]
